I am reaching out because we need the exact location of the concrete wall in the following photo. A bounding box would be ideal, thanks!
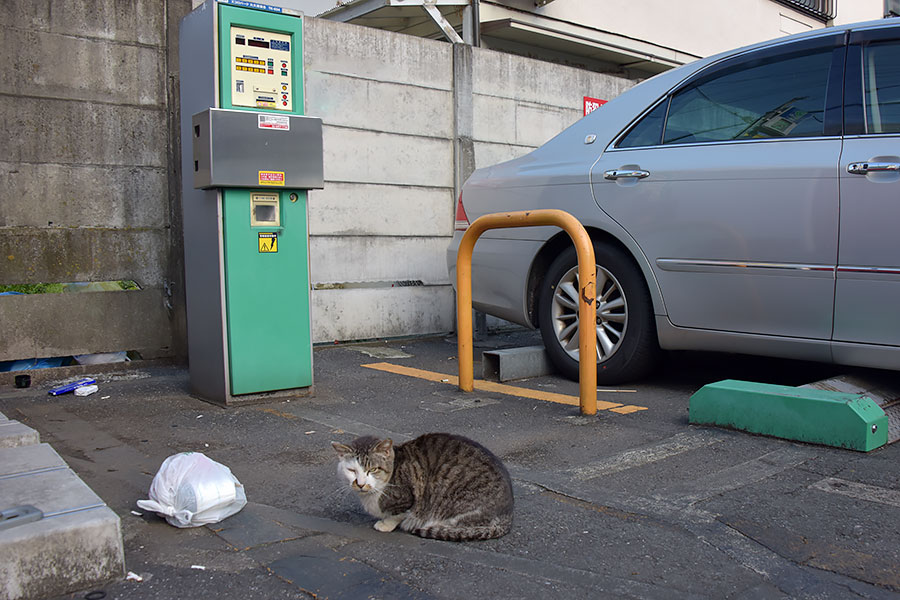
[0,5,632,363]
[302,18,633,343]
[0,0,191,362]
[468,47,634,169]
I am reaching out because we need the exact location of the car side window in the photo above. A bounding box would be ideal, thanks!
[617,100,668,148]
[617,44,835,148]
[863,41,900,133]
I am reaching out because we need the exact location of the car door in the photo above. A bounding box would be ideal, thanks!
[590,35,845,339]
[834,28,900,347]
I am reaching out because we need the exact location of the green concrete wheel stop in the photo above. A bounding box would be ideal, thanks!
[689,379,888,452]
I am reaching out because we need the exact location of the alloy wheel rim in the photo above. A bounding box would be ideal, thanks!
[550,265,627,363]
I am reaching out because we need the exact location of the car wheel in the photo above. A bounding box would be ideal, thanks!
[538,242,658,384]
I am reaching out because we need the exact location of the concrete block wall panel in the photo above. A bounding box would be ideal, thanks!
[304,18,452,90]
[304,18,456,343]
[0,164,167,230]
[0,29,164,106]
[312,286,455,343]
[0,290,172,362]
[0,229,167,287]
[469,46,634,169]
[472,46,633,108]
[0,0,190,363]
[0,1,167,45]
[309,184,452,237]
[1,99,166,167]
[310,237,454,285]
[321,127,454,187]
[305,72,454,137]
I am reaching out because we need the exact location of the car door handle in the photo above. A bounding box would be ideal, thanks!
[847,162,900,175]
[604,169,650,180]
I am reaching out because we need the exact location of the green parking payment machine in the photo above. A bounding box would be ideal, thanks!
[180,1,323,405]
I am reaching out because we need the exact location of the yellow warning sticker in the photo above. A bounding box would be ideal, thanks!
[258,170,285,186]
[258,232,278,253]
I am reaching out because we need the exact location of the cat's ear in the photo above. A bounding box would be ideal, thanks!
[332,441,353,457]
[374,438,393,455]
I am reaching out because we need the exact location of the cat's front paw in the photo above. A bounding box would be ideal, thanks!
[374,519,399,532]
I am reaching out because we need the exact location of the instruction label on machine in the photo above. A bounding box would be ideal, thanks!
[258,170,285,186]
[258,232,278,253]
[259,114,290,130]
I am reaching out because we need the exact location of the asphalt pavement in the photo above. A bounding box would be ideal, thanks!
[1,330,899,600]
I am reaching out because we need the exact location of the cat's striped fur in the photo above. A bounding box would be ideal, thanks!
[332,433,513,541]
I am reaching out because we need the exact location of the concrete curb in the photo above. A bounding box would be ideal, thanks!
[0,417,125,600]
[689,379,888,452]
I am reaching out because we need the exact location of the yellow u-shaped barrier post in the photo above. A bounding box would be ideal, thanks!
[456,209,598,415]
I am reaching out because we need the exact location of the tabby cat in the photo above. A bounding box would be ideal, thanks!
[331,433,514,541]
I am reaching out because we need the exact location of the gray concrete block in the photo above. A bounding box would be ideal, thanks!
[0,507,124,600]
[305,18,451,91]
[515,102,581,148]
[0,422,40,448]
[323,127,453,187]
[0,162,168,229]
[0,443,64,475]
[483,345,554,382]
[0,228,167,287]
[472,46,633,108]
[0,27,164,105]
[310,236,453,285]
[0,288,172,361]
[0,467,124,600]
[3,0,167,46]
[309,184,453,237]
[473,94,518,145]
[306,71,453,137]
[311,286,454,343]
[0,97,166,167]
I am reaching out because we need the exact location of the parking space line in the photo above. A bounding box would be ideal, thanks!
[811,477,900,508]
[362,362,647,414]
[569,431,721,481]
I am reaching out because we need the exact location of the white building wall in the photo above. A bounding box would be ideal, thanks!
[488,0,885,58]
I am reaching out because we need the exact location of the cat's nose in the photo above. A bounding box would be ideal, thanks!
[360,484,371,492]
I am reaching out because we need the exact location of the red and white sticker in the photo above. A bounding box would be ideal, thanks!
[258,171,285,186]
[583,96,607,116]
[258,114,290,130]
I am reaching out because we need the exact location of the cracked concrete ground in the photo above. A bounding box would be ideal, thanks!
[2,330,899,599]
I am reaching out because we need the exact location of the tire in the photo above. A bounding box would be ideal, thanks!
[538,241,659,384]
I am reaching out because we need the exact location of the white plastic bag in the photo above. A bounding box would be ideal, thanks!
[137,452,247,528]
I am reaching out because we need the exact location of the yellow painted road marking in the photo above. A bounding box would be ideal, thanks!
[362,362,647,414]
[258,407,298,420]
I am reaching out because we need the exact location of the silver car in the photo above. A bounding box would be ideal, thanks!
[448,18,900,384]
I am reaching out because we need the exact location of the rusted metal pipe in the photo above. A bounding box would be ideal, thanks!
[456,209,598,415]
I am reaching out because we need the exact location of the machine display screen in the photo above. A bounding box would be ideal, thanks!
[230,25,292,112]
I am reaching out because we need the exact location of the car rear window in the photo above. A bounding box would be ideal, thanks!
[618,45,835,148]
[863,41,900,133]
